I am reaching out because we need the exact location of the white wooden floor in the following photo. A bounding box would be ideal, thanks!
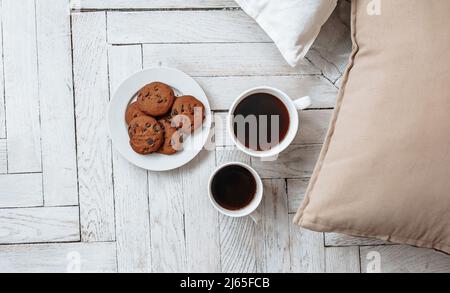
[0,0,449,273]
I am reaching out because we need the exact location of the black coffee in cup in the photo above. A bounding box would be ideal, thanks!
[232,93,290,151]
[210,165,257,210]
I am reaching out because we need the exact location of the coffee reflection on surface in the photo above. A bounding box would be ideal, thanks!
[211,165,256,211]
[233,93,290,151]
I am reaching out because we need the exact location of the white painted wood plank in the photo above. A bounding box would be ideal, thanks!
[286,179,309,214]
[252,144,322,179]
[0,173,43,208]
[335,76,343,88]
[113,155,152,272]
[148,169,187,272]
[148,151,220,273]
[71,0,238,10]
[108,44,152,273]
[0,94,4,139]
[325,247,360,273]
[360,245,450,273]
[0,242,117,273]
[108,45,143,92]
[183,150,221,272]
[0,206,80,244]
[216,146,251,166]
[306,0,352,84]
[72,12,115,241]
[216,147,255,273]
[295,110,332,145]
[0,139,6,174]
[219,216,257,273]
[325,233,391,247]
[147,118,219,273]
[108,10,269,44]
[289,214,325,273]
[254,213,265,273]
[143,43,320,77]
[36,0,79,206]
[0,2,5,139]
[199,76,337,111]
[257,179,290,273]
[2,0,42,173]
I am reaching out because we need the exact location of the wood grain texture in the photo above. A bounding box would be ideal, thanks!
[335,75,343,88]
[325,233,391,247]
[257,179,290,273]
[0,139,6,174]
[295,110,332,145]
[325,247,360,273]
[216,147,255,273]
[143,43,320,77]
[108,10,269,44]
[71,0,238,10]
[252,144,322,179]
[219,216,257,273]
[108,45,152,272]
[183,150,221,272]
[0,173,43,208]
[72,12,115,241]
[0,206,80,244]
[147,116,219,273]
[199,76,337,111]
[286,179,309,214]
[306,0,352,84]
[148,168,187,272]
[148,152,219,273]
[289,214,325,273]
[0,242,117,273]
[2,0,42,173]
[36,0,79,206]
[0,97,4,139]
[216,146,251,166]
[147,126,220,273]
[0,2,5,139]
[360,245,450,273]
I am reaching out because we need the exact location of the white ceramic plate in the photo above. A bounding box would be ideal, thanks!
[108,67,212,171]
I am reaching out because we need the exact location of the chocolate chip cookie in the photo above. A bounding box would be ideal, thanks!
[137,82,175,117]
[171,95,206,134]
[128,116,164,155]
[158,118,184,155]
[125,101,146,125]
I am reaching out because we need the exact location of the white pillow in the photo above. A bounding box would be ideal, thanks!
[235,0,337,67]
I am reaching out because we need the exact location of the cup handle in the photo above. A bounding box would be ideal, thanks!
[293,96,311,110]
[249,210,261,224]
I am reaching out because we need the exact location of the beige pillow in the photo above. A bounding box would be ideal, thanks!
[294,0,450,254]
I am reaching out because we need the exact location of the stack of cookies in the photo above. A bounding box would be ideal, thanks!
[126,82,206,156]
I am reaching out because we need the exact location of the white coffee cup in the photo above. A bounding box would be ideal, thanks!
[228,86,311,159]
[208,162,263,223]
